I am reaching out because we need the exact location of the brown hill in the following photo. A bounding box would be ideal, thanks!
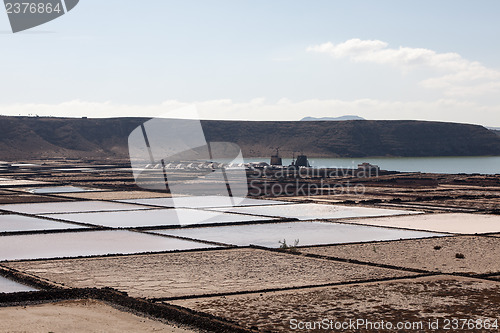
[202,120,500,158]
[0,116,499,161]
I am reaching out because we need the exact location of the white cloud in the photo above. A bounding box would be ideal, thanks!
[1,98,499,126]
[307,39,500,97]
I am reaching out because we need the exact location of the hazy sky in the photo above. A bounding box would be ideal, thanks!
[1,1,500,126]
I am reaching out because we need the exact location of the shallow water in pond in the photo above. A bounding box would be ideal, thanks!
[0,200,150,215]
[118,196,290,208]
[44,208,275,228]
[0,230,215,261]
[0,276,37,293]
[342,213,500,234]
[153,221,444,247]
[28,186,98,194]
[0,215,86,232]
[210,203,421,220]
[0,179,47,187]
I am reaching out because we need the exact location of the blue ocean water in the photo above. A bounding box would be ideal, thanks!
[246,156,500,175]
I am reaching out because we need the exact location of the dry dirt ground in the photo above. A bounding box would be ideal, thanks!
[6,248,416,299]
[171,276,500,333]
[0,299,197,333]
[299,235,500,275]
[0,189,74,204]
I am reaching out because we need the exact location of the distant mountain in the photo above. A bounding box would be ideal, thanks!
[202,120,500,158]
[0,116,499,161]
[486,127,500,136]
[301,115,365,121]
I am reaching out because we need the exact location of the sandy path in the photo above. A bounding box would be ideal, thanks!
[0,299,196,333]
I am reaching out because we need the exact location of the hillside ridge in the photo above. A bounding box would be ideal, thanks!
[1,116,499,161]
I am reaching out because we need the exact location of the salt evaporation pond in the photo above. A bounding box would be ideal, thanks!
[0,276,37,293]
[118,195,291,208]
[153,221,444,247]
[27,186,99,194]
[210,203,421,220]
[0,179,48,187]
[0,200,150,215]
[0,230,215,261]
[341,213,500,234]
[0,215,86,232]
[44,208,275,228]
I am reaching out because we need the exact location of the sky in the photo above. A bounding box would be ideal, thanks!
[1,0,500,126]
